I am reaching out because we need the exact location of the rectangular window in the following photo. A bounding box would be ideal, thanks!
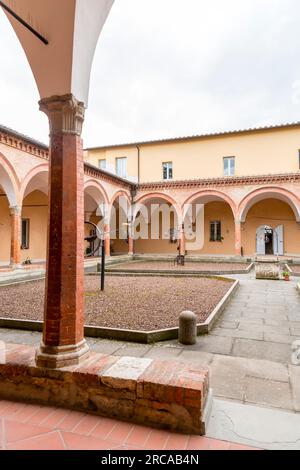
[163,162,173,180]
[116,157,127,178]
[21,219,30,250]
[98,159,106,170]
[223,157,235,176]
[210,221,222,242]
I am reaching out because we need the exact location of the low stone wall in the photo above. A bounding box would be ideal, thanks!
[106,264,253,276]
[0,343,212,435]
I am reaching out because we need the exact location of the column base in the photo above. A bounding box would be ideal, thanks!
[36,339,89,369]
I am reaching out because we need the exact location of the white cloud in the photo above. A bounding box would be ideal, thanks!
[0,0,300,147]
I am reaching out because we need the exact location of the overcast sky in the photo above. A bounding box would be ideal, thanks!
[1,0,300,147]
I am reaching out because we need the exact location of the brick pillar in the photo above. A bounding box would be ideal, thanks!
[179,224,186,256]
[235,220,242,257]
[128,234,134,256]
[36,94,89,369]
[104,223,110,257]
[9,206,22,268]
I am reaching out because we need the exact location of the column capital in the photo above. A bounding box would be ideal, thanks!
[9,206,22,216]
[39,94,85,136]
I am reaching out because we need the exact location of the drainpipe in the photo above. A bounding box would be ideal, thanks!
[136,145,140,183]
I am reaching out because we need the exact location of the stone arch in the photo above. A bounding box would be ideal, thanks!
[109,190,132,220]
[134,192,181,221]
[20,164,49,201]
[84,180,109,205]
[0,153,19,206]
[84,179,109,221]
[182,190,237,219]
[239,187,300,223]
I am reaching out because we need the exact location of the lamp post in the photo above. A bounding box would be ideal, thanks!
[100,223,131,291]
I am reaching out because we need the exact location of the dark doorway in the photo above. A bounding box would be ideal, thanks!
[265,227,274,255]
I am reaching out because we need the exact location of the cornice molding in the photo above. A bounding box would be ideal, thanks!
[137,173,300,191]
[84,163,133,190]
[0,131,49,160]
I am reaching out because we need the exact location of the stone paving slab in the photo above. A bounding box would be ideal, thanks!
[207,399,300,450]
[232,339,292,363]
[263,333,298,345]
[212,328,263,341]
[244,377,293,410]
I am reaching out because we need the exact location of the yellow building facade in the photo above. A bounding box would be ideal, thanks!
[1,122,300,267]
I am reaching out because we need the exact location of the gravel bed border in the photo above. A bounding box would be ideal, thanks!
[0,279,239,343]
[106,263,253,275]
[286,264,300,277]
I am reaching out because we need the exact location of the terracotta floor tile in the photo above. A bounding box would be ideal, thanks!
[91,417,117,439]
[7,431,65,451]
[112,445,143,450]
[5,420,52,444]
[72,415,102,436]
[0,418,3,449]
[229,443,260,451]
[57,410,86,432]
[0,402,25,419]
[125,425,152,448]
[0,400,256,452]
[208,439,231,450]
[0,401,11,416]
[165,434,189,450]
[187,436,211,450]
[40,408,69,428]
[28,406,58,426]
[106,421,134,445]
[145,429,170,450]
[62,432,113,451]
[13,404,41,423]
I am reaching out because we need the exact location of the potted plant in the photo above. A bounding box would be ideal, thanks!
[282,270,290,281]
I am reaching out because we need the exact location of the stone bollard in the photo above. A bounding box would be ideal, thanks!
[179,311,198,345]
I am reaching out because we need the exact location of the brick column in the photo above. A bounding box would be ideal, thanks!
[235,220,242,257]
[9,206,22,268]
[36,94,89,369]
[104,223,111,257]
[128,233,134,256]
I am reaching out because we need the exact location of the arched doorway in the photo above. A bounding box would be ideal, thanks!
[240,194,299,257]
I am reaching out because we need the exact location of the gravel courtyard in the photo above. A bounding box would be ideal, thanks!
[0,276,233,331]
[108,261,250,272]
